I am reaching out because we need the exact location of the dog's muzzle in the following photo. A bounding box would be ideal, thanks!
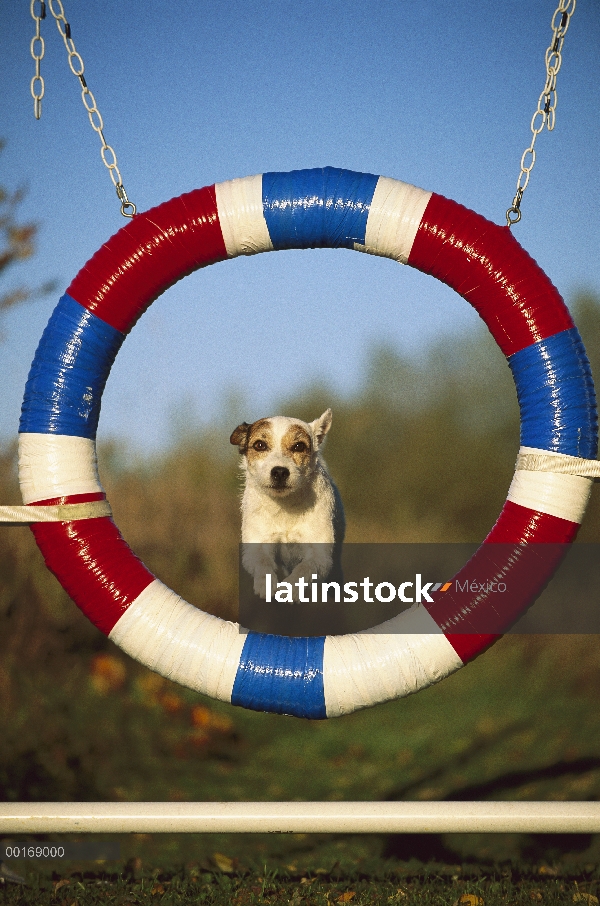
[270,466,290,488]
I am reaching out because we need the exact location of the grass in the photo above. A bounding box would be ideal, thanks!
[2,861,600,905]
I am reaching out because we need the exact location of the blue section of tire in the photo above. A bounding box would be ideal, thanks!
[19,294,124,438]
[231,632,326,719]
[262,167,378,250]
[509,327,598,458]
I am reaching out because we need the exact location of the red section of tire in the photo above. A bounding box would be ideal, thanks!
[67,186,228,333]
[31,492,106,506]
[408,194,574,357]
[430,500,579,662]
[484,499,579,544]
[30,516,154,635]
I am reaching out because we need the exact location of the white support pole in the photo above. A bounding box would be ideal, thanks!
[1,802,600,835]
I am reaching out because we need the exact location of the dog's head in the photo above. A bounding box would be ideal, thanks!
[230,409,332,497]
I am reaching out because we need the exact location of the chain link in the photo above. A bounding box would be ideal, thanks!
[30,0,136,217]
[506,0,576,226]
[30,0,46,120]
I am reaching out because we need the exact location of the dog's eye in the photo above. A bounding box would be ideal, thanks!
[291,441,308,453]
[252,440,268,452]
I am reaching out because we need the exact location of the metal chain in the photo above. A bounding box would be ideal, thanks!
[506,0,576,227]
[30,0,46,120]
[30,0,136,217]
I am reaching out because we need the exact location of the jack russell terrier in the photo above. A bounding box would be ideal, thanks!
[230,409,345,600]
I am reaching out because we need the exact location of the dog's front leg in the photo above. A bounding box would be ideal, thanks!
[241,543,279,600]
[283,543,335,603]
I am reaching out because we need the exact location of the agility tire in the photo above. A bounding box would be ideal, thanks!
[19,167,597,718]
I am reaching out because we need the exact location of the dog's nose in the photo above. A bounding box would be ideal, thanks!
[271,466,290,485]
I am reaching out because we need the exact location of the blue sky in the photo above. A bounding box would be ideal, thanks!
[1,0,599,452]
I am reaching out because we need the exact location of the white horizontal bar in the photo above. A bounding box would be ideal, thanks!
[1,802,600,834]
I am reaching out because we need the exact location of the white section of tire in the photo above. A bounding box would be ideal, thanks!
[215,174,273,257]
[18,433,103,503]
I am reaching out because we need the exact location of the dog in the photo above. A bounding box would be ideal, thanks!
[230,409,345,601]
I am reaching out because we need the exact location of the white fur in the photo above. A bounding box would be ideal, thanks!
[231,410,345,600]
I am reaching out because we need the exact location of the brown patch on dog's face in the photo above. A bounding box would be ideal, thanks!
[282,424,313,468]
[245,419,274,462]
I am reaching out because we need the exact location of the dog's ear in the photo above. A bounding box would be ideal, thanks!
[230,422,251,451]
[310,409,333,448]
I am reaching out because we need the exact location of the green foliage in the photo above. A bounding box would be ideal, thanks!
[275,329,518,541]
[0,140,57,329]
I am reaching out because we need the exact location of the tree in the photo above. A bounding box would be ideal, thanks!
[0,140,56,333]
